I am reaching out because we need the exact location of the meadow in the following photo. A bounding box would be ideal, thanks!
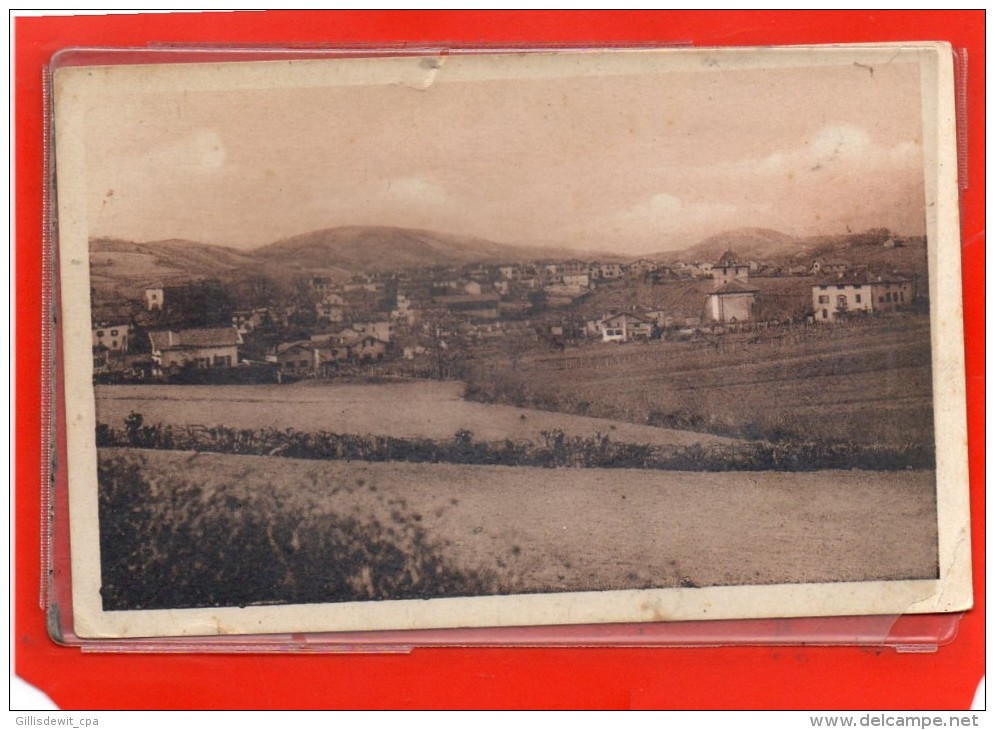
[464,314,935,449]
[95,380,737,449]
[99,448,938,610]
[94,313,938,610]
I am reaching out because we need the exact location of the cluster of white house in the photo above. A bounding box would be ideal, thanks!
[92,319,394,378]
[95,250,916,373]
[584,251,915,342]
[146,324,392,377]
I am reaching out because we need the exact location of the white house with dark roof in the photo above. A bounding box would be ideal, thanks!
[92,322,131,353]
[598,312,655,343]
[149,327,242,372]
[812,275,913,322]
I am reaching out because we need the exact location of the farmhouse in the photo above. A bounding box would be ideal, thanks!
[870,277,914,312]
[351,335,388,362]
[352,320,393,342]
[811,260,849,276]
[92,322,131,353]
[812,275,913,322]
[711,250,751,288]
[143,285,164,311]
[706,280,759,323]
[149,327,242,372]
[276,342,322,377]
[598,312,655,343]
[562,273,591,288]
[593,262,625,280]
[275,341,350,377]
[625,258,660,276]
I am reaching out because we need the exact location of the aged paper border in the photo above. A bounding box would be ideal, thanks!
[53,44,971,639]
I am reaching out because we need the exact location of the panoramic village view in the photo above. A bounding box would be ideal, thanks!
[90,224,938,610]
[79,55,940,611]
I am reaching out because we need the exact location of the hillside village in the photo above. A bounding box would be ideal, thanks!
[90,227,928,384]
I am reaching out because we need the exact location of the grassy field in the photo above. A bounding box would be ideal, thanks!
[95,380,739,449]
[98,448,938,610]
[465,314,934,447]
[573,276,820,322]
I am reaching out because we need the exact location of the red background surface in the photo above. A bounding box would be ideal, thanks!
[14,11,985,710]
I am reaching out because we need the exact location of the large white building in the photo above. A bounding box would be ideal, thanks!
[149,327,242,372]
[706,280,758,323]
[812,276,913,322]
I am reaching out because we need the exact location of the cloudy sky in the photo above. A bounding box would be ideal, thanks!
[75,50,927,255]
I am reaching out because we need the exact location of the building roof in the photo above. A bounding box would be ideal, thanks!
[715,249,743,266]
[711,280,759,295]
[601,311,656,325]
[149,327,242,352]
[813,273,911,288]
[275,340,312,355]
[432,294,501,305]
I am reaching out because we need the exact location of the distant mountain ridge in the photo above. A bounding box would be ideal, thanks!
[658,228,806,263]
[253,226,535,272]
[89,224,926,297]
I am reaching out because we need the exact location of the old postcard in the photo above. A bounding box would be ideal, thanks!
[53,44,971,639]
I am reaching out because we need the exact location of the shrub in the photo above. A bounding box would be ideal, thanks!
[98,414,935,473]
[98,453,501,610]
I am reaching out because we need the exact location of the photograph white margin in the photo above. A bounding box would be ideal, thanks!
[52,43,972,639]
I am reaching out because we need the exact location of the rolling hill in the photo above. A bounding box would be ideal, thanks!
[659,228,806,263]
[253,226,537,273]
[660,227,927,278]
[89,237,259,292]
[88,225,927,303]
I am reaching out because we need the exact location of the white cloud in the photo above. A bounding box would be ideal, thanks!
[597,193,741,252]
[726,123,917,180]
[383,176,449,206]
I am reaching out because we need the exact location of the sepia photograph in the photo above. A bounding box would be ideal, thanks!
[53,45,971,638]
